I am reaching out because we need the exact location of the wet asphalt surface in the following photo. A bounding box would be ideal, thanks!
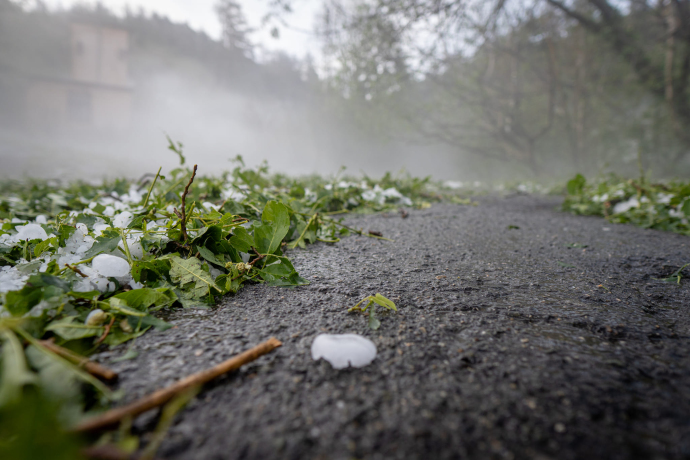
[96,195,690,460]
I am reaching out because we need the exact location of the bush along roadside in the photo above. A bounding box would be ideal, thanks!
[562,173,690,236]
[0,150,462,447]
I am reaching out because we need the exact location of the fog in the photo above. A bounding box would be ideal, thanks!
[0,2,465,183]
[1,0,688,183]
[0,66,466,182]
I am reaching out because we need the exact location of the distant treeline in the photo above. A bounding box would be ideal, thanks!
[316,0,690,177]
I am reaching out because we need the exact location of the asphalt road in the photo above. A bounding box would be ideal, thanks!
[97,195,690,460]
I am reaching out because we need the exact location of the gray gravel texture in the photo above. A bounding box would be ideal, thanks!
[96,195,690,460]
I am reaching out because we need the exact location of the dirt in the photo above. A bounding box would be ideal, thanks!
[95,194,690,460]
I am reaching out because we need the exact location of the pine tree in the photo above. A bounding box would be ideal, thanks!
[215,1,253,58]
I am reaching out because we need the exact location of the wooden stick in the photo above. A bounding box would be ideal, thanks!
[95,317,116,346]
[65,263,88,278]
[72,337,282,433]
[38,339,118,382]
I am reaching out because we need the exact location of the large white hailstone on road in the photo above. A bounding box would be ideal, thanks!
[311,334,377,369]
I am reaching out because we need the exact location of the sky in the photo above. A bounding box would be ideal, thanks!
[39,0,322,61]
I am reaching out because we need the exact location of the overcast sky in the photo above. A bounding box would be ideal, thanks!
[40,0,322,61]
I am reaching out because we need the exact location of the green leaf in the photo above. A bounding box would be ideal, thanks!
[368,309,381,330]
[197,245,225,267]
[567,174,586,195]
[113,288,176,310]
[84,229,122,258]
[169,256,221,298]
[131,258,171,284]
[57,224,76,247]
[254,201,290,254]
[29,273,70,292]
[137,314,172,331]
[103,326,150,347]
[46,316,103,341]
[216,271,242,294]
[15,260,43,274]
[190,225,222,246]
[34,237,57,258]
[681,199,690,216]
[229,226,254,253]
[76,214,97,230]
[25,345,81,402]
[167,135,186,165]
[261,260,293,277]
[266,272,309,287]
[4,285,43,316]
[67,290,101,300]
[108,297,148,317]
[0,330,37,407]
[371,293,397,311]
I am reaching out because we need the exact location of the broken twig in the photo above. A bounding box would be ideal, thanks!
[95,317,116,346]
[72,337,282,433]
[179,164,197,241]
[38,339,118,382]
[65,263,88,278]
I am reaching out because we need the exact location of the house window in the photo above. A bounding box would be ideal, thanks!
[67,89,92,124]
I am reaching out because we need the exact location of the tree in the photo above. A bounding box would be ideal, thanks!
[317,1,575,174]
[215,0,253,57]
[313,0,689,175]
[545,0,690,152]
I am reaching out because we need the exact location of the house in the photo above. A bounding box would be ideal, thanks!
[23,23,132,132]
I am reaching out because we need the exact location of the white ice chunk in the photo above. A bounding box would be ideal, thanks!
[311,334,377,369]
[130,280,144,290]
[35,215,47,224]
[221,189,246,201]
[92,254,130,278]
[670,208,684,218]
[202,202,220,211]
[15,224,49,241]
[72,278,96,292]
[112,211,133,229]
[382,187,402,199]
[443,180,463,189]
[0,266,29,293]
[613,197,639,214]
[657,193,674,205]
[90,277,111,293]
[93,223,110,235]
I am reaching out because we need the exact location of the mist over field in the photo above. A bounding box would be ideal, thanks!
[0,2,464,182]
[0,60,464,181]
[1,0,689,182]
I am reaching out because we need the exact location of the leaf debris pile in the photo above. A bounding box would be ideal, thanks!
[0,154,449,437]
[562,173,690,235]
